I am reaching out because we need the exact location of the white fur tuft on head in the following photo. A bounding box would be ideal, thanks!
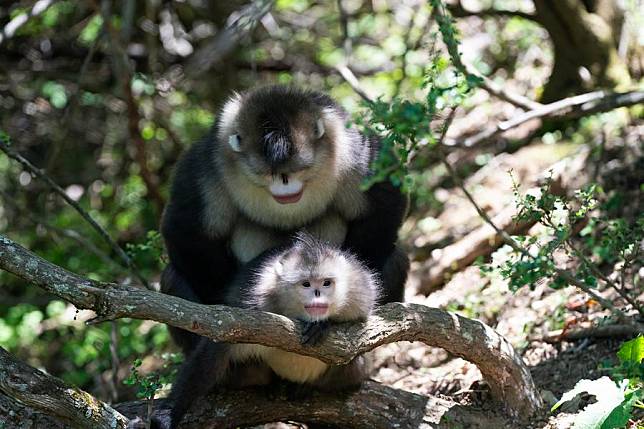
[216,92,242,143]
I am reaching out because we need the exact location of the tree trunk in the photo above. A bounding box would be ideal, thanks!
[533,0,630,102]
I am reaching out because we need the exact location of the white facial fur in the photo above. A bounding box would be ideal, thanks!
[214,93,360,230]
[269,176,303,197]
[250,247,379,323]
[236,241,380,385]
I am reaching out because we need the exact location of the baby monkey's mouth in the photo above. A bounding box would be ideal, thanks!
[269,174,304,204]
[304,303,329,317]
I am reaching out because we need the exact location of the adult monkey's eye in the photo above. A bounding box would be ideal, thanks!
[228,134,242,152]
[302,281,311,288]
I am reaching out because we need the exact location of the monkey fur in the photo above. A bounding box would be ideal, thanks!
[143,85,409,428]
[151,234,380,429]
[160,85,409,354]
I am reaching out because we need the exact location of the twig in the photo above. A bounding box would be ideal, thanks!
[0,189,122,272]
[334,0,375,104]
[336,0,352,58]
[435,110,629,320]
[0,233,543,417]
[334,64,374,104]
[432,1,542,111]
[0,0,57,45]
[98,0,165,215]
[0,139,151,289]
[446,1,539,23]
[532,323,644,343]
[567,241,644,315]
[123,86,166,213]
[61,21,103,124]
[49,25,104,170]
[108,321,120,403]
[469,67,543,110]
[393,3,421,97]
[186,0,275,76]
[461,90,644,147]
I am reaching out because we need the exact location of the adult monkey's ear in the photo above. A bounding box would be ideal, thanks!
[315,118,325,139]
[228,134,242,152]
[273,260,284,276]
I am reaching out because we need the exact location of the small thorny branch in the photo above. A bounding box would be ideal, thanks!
[436,110,633,321]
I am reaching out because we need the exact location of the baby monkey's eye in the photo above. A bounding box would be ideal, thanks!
[323,279,332,287]
[302,281,311,288]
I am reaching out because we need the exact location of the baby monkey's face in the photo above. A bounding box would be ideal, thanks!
[292,276,336,321]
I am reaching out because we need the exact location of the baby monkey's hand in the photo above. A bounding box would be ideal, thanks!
[300,320,330,345]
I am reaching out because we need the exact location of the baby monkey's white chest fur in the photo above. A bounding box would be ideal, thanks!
[231,344,328,383]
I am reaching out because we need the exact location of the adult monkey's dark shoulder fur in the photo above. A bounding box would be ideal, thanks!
[160,85,409,353]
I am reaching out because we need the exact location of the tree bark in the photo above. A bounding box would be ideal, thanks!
[0,347,128,429]
[0,346,510,429]
[0,234,543,421]
[117,383,510,429]
[533,0,630,102]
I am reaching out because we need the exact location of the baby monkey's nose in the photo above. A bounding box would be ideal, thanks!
[281,174,289,185]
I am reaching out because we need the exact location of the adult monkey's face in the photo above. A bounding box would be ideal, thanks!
[217,86,351,218]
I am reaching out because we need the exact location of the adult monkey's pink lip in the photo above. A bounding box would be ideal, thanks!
[272,188,303,204]
[305,304,329,317]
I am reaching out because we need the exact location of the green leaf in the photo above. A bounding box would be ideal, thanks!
[617,336,644,365]
[552,377,626,429]
[600,389,642,429]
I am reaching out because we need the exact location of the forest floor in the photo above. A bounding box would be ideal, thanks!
[365,122,643,428]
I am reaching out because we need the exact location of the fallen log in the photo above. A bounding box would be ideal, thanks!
[0,346,510,428]
[117,382,511,428]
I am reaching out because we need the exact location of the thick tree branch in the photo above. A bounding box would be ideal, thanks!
[116,382,510,428]
[0,349,510,429]
[0,234,542,417]
[0,392,67,428]
[0,347,127,429]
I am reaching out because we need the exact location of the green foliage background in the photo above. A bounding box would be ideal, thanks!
[0,0,642,417]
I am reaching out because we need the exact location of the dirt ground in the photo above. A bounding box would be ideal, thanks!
[363,128,643,428]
